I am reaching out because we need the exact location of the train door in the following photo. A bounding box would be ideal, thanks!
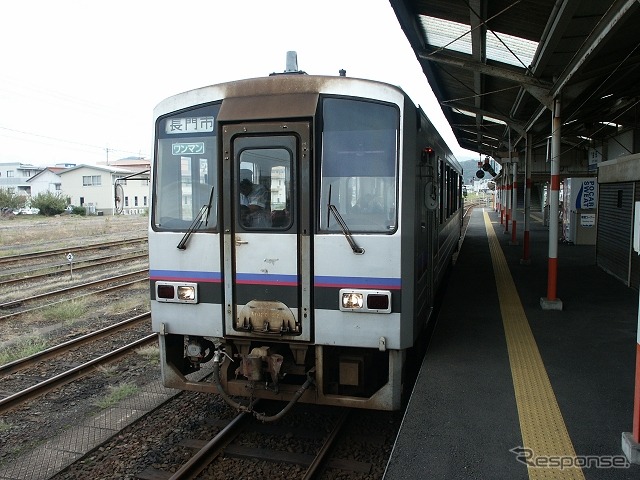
[221,122,311,341]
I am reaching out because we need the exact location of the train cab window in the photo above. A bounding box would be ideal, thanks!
[153,104,220,231]
[319,98,398,233]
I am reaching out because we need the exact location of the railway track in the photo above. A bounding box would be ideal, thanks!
[0,312,151,378]
[0,312,154,414]
[0,236,147,266]
[0,269,149,320]
[137,405,368,480]
[0,252,148,287]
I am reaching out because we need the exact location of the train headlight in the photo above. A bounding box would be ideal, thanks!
[155,281,198,304]
[342,292,364,309]
[339,289,391,313]
[177,285,196,301]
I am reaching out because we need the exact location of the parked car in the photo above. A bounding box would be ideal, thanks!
[12,207,40,215]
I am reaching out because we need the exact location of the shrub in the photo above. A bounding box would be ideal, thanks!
[70,205,86,215]
[30,192,69,216]
[0,189,22,210]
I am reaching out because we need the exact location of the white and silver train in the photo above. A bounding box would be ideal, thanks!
[149,58,463,419]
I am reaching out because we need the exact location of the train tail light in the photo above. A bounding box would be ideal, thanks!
[157,284,175,299]
[339,289,391,313]
[367,294,389,311]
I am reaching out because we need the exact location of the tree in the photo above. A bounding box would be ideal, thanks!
[0,189,22,210]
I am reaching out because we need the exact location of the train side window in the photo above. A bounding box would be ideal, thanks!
[319,97,399,233]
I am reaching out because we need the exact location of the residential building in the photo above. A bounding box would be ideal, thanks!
[58,163,150,215]
[27,167,66,198]
[0,162,43,197]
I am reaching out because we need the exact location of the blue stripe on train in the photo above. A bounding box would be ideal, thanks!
[150,270,401,290]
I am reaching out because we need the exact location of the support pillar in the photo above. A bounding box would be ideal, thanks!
[510,160,519,246]
[521,134,532,264]
[504,163,510,233]
[499,178,504,222]
[622,218,640,462]
[541,98,563,310]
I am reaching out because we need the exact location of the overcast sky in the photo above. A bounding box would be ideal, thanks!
[0,0,478,167]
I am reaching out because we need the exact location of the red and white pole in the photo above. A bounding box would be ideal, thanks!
[522,134,532,263]
[499,181,504,223]
[511,160,519,245]
[634,333,640,441]
[504,163,510,233]
[622,301,640,462]
[541,98,562,310]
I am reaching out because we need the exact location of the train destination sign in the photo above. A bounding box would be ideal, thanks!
[165,116,214,134]
[172,142,205,155]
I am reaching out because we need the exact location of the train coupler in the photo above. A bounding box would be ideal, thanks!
[235,346,284,389]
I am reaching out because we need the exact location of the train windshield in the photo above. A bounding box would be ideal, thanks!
[153,104,220,231]
[319,98,398,233]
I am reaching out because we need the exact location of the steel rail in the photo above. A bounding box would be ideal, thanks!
[168,412,251,480]
[303,408,350,479]
[0,236,147,265]
[0,252,148,286]
[0,276,148,322]
[0,312,151,376]
[0,269,149,310]
[0,333,157,415]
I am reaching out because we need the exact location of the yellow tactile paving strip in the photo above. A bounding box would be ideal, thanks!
[483,210,585,479]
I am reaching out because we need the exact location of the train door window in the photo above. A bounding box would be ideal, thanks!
[153,104,220,231]
[237,147,292,230]
[319,97,399,233]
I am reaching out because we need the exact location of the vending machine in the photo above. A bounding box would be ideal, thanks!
[562,177,597,245]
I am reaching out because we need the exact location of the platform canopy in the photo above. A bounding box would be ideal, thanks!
[390,0,640,160]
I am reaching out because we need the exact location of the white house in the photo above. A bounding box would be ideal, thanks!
[27,167,66,197]
[58,164,150,215]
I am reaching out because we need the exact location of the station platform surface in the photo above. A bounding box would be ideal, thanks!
[384,206,640,479]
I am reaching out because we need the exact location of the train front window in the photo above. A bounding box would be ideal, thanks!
[319,98,398,233]
[153,104,220,231]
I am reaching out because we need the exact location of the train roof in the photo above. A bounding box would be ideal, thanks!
[154,74,411,116]
[154,72,459,169]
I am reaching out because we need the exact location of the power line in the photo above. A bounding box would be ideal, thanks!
[0,125,149,158]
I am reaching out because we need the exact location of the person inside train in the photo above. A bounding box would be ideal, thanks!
[239,169,271,227]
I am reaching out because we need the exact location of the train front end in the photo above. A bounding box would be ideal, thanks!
[149,75,412,415]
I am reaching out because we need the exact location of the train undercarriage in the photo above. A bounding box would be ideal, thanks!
[158,333,405,419]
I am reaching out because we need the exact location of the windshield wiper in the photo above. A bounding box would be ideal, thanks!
[177,186,215,250]
[327,185,364,255]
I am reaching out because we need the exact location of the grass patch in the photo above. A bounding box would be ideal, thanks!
[0,420,10,432]
[95,383,139,409]
[42,298,88,323]
[96,364,119,377]
[102,293,149,316]
[0,337,48,365]
[136,344,160,365]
